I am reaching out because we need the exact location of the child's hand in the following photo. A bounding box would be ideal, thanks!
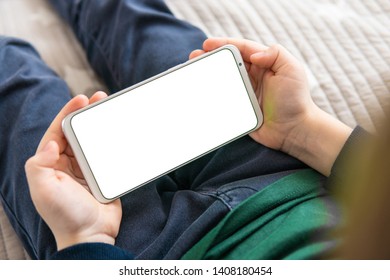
[25,92,122,251]
[191,38,352,176]
[191,38,314,151]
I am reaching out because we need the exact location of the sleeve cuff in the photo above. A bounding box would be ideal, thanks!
[50,243,134,260]
[327,125,371,189]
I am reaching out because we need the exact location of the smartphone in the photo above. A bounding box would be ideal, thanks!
[62,45,263,203]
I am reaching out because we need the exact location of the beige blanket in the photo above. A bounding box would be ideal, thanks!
[0,0,389,259]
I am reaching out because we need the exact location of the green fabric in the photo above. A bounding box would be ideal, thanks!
[182,169,338,260]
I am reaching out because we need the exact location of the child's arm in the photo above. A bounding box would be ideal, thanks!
[191,38,352,176]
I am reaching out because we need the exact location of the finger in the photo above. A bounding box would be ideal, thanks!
[37,95,89,153]
[25,140,60,191]
[203,37,268,62]
[89,91,108,105]
[58,91,107,157]
[60,91,107,157]
[189,49,205,60]
[250,44,299,74]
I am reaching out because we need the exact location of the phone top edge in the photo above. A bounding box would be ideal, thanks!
[226,45,264,130]
[61,45,247,125]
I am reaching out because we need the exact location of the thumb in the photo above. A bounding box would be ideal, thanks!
[250,44,296,73]
[25,141,60,189]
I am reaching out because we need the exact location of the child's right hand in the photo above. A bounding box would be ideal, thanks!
[190,38,352,176]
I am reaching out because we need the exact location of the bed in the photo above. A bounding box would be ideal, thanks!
[1,0,389,259]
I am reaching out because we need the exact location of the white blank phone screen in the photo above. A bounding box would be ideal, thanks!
[70,49,259,199]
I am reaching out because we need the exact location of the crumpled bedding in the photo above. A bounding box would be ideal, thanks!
[0,0,389,259]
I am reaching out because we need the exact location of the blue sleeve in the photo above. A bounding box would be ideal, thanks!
[49,243,134,260]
